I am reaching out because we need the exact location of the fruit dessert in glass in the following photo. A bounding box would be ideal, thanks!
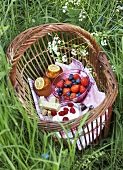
[46,64,63,82]
[34,77,52,97]
[52,69,91,103]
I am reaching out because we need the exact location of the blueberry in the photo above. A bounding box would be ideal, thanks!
[58,92,62,96]
[67,84,72,88]
[59,88,63,92]
[89,105,94,109]
[64,84,69,88]
[76,92,81,97]
[57,88,62,93]
[57,88,60,93]
[61,78,65,82]
[66,92,71,96]
[68,74,74,80]
[72,79,75,83]
[76,78,81,84]
[80,104,87,111]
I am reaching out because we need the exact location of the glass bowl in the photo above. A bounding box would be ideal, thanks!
[52,69,91,103]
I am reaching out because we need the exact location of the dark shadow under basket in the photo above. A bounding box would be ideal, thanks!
[6,23,118,150]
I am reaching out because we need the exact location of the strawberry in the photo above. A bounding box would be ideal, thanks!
[68,103,74,107]
[65,80,72,85]
[56,80,64,88]
[71,93,76,99]
[51,110,57,116]
[71,84,80,93]
[80,85,86,93]
[73,74,81,80]
[63,107,69,115]
[81,77,89,87]
[64,96,70,100]
[63,88,71,95]
[70,107,76,114]
[62,117,69,121]
[65,78,69,82]
[58,111,65,116]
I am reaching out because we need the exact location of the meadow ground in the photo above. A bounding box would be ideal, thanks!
[0,0,123,169]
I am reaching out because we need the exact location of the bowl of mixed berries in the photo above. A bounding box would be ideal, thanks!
[52,69,91,103]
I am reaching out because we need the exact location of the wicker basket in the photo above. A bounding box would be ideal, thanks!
[6,23,118,149]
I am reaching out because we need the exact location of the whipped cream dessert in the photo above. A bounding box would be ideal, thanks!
[52,103,80,122]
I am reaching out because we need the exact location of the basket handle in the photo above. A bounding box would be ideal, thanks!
[7,23,103,89]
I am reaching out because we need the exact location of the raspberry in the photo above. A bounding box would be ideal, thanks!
[62,117,69,121]
[67,103,74,107]
[63,107,69,115]
[58,111,65,116]
[51,110,57,116]
[70,107,76,114]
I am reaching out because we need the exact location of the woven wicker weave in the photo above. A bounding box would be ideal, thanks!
[6,23,118,148]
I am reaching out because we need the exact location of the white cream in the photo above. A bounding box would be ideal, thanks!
[53,105,80,122]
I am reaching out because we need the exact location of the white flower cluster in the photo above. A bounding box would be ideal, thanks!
[80,49,88,56]
[91,32,108,47]
[47,36,61,56]
[62,5,67,13]
[111,65,116,72]
[91,32,99,36]
[62,0,81,13]
[62,55,67,62]
[71,46,88,57]
[47,35,89,63]
[47,36,68,63]
[71,49,77,56]
[79,10,86,21]
[101,39,107,46]
[116,5,123,12]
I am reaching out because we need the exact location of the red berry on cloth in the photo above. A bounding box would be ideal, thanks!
[68,103,74,107]
[51,110,57,116]
[58,111,65,116]
[63,107,69,114]
[62,117,69,121]
[70,107,76,114]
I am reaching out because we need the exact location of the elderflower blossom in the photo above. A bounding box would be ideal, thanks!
[116,5,123,12]
[111,65,116,72]
[91,32,99,36]
[79,11,86,21]
[47,37,60,56]
[80,49,88,56]
[101,39,107,46]
[62,55,67,62]
[71,49,77,56]
[62,5,67,13]
[68,0,81,6]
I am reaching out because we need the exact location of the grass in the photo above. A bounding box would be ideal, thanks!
[0,0,123,169]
